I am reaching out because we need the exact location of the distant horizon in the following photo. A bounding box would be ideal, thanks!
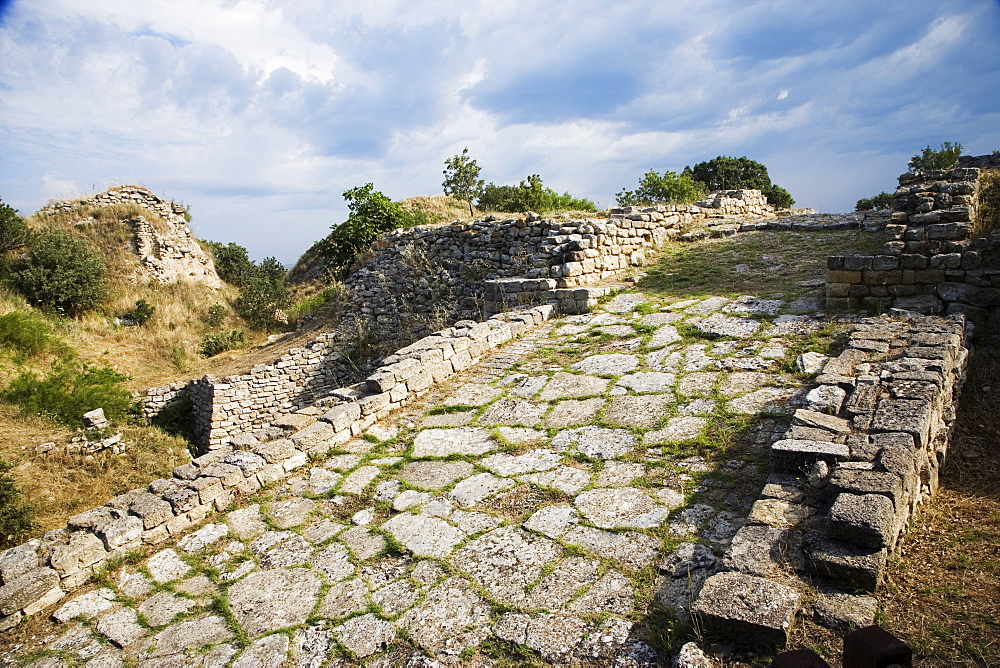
[2,1,998,264]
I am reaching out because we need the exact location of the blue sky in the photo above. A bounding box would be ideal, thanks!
[1,1,998,264]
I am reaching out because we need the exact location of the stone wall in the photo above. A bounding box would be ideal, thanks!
[37,186,223,288]
[826,154,1000,317]
[0,305,554,630]
[695,188,773,216]
[692,311,969,644]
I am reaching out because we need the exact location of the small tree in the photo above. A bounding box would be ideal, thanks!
[908,142,963,172]
[685,156,794,208]
[13,230,106,315]
[616,169,706,206]
[856,192,895,211]
[319,184,409,278]
[442,147,484,217]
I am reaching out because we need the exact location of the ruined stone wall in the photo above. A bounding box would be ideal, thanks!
[694,188,773,216]
[693,312,969,644]
[826,154,1000,317]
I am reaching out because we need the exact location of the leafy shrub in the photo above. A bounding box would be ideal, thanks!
[203,304,228,328]
[684,156,795,208]
[205,243,288,331]
[235,275,288,330]
[0,199,29,255]
[616,169,706,206]
[2,353,134,428]
[122,299,154,326]
[477,175,596,212]
[199,329,245,357]
[762,184,795,209]
[169,344,186,370]
[319,183,411,278]
[856,192,895,211]
[12,230,107,315]
[909,141,963,172]
[0,311,61,358]
[204,241,256,286]
[0,459,34,549]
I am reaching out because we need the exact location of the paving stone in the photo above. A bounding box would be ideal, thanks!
[603,395,674,428]
[382,514,465,558]
[452,527,562,604]
[400,577,492,656]
[504,374,550,397]
[140,614,234,658]
[233,633,289,668]
[647,349,683,372]
[95,607,145,648]
[678,398,717,415]
[52,588,115,623]
[399,460,475,489]
[555,323,590,336]
[804,384,848,413]
[226,505,269,540]
[639,311,683,326]
[571,354,639,376]
[604,293,647,313]
[538,371,610,400]
[340,526,387,560]
[175,574,218,601]
[668,504,717,536]
[339,466,382,495]
[562,526,660,570]
[797,351,829,373]
[290,624,333,668]
[551,426,638,459]
[267,498,316,528]
[85,650,126,667]
[615,371,675,393]
[46,624,104,660]
[658,542,717,577]
[178,523,229,553]
[252,531,313,569]
[523,504,578,539]
[575,488,668,529]
[723,296,783,316]
[644,416,707,444]
[678,372,719,396]
[524,613,588,661]
[138,590,197,627]
[451,510,503,535]
[542,398,605,427]
[319,578,369,619]
[519,466,592,494]
[729,387,797,414]
[724,525,789,577]
[372,579,420,616]
[411,427,497,458]
[449,472,516,507]
[719,372,769,397]
[481,449,562,476]
[228,568,322,637]
[333,612,396,658]
[477,399,547,426]
[692,571,801,646]
[420,410,477,427]
[146,549,191,583]
[572,616,635,663]
[812,591,878,632]
[305,468,342,495]
[312,542,356,581]
[595,461,646,486]
[117,571,152,598]
[525,557,600,609]
[682,344,715,371]
[748,498,816,529]
[684,296,729,315]
[442,383,501,406]
[648,325,682,348]
[566,570,635,615]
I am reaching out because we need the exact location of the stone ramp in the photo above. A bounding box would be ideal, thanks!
[7,291,844,665]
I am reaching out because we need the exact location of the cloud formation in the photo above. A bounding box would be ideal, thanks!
[1,0,998,262]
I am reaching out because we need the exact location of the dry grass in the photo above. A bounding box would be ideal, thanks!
[972,169,1000,238]
[398,194,477,223]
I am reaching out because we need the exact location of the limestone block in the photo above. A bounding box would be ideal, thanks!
[771,439,849,473]
[291,421,336,450]
[804,531,887,592]
[829,469,904,508]
[96,516,144,552]
[47,532,107,578]
[871,398,933,447]
[0,540,40,585]
[828,493,898,549]
[692,572,801,646]
[0,567,61,616]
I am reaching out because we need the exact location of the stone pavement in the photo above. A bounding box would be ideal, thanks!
[9,291,829,666]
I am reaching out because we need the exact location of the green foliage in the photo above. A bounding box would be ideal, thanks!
[0,199,30,255]
[2,353,134,428]
[124,299,154,326]
[0,311,61,359]
[685,155,795,208]
[235,275,288,330]
[169,344,186,370]
[12,230,107,315]
[856,191,896,212]
[477,174,596,212]
[909,141,963,171]
[616,169,706,206]
[205,242,288,331]
[203,304,228,328]
[199,329,245,357]
[319,183,411,278]
[0,459,35,549]
[204,241,256,286]
[442,147,485,216]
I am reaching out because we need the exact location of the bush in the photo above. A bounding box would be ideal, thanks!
[319,184,411,278]
[0,459,34,549]
[203,304,228,328]
[0,199,29,255]
[477,175,596,212]
[122,299,154,326]
[12,230,107,315]
[199,329,245,357]
[235,275,288,330]
[616,169,706,206]
[205,243,288,331]
[0,311,61,359]
[856,192,895,212]
[909,141,963,172]
[762,184,795,209]
[2,353,134,428]
[204,241,256,286]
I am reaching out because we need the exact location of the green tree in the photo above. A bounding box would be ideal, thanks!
[235,274,288,330]
[0,199,29,255]
[856,192,895,211]
[477,175,596,213]
[13,230,106,315]
[908,141,963,171]
[204,241,256,286]
[319,184,410,278]
[442,147,485,217]
[616,169,706,206]
[685,156,794,208]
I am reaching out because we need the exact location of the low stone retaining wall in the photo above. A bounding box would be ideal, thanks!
[0,306,554,631]
[692,311,969,645]
[827,154,1000,317]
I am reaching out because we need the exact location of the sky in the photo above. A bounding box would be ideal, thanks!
[1,1,999,264]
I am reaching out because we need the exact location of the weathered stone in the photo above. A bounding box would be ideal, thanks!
[411,427,497,458]
[333,613,396,658]
[524,613,588,661]
[481,449,562,476]
[692,571,800,646]
[551,426,637,459]
[228,568,322,637]
[615,371,676,393]
[519,466,592,494]
[574,488,667,529]
[812,592,878,632]
[562,526,660,570]
[145,549,191,583]
[141,614,233,658]
[747,499,815,528]
[603,395,674,429]
[266,498,315,528]
[338,465,382,495]
[538,371,610,400]
[692,313,761,339]
[804,531,887,592]
[399,577,491,656]
[828,493,898,549]
[382,514,465,558]
[399,460,474,489]
[571,354,639,376]
[771,439,850,473]
[233,634,289,668]
[644,416,707,444]
[318,578,369,619]
[541,398,605,427]
[52,588,116,623]
[47,532,107,579]
[477,399,547,426]
[178,523,229,553]
[723,525,789,577]
[871,397,933,446]
[340,527,386,560]
[226,505,269,540]
[449,472,515,507]
[95,607,146,648]
[138,590,197,627]
[452,527,562,604]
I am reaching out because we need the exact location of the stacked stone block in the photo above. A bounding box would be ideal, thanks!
[695,189,774,216]
[0,304,554,630]
[826,154,1000,317]
[693,312,968,643]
